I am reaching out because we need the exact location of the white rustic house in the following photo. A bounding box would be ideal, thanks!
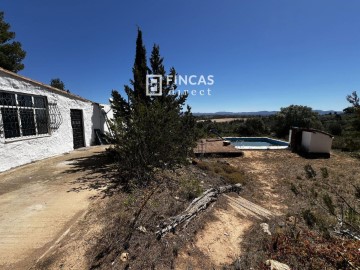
[0,67,109,172]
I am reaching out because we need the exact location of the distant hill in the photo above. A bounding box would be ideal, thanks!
[194,110,341,117]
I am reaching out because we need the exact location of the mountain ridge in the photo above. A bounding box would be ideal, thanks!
[194,110,341,116]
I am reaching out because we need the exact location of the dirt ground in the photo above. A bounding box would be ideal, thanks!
[0,146,108,270]
[176,150,360,269]
[2,147,358,269]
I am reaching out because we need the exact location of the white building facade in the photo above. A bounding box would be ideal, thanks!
[0,68,107,172]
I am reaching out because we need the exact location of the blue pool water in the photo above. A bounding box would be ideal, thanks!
[224,137,289,149]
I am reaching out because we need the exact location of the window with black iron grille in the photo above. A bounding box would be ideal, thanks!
[0,91,49,139]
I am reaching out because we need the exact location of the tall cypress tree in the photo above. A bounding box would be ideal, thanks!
[131,28,149,103]
[109,30,196,185]
[111,28,148,124]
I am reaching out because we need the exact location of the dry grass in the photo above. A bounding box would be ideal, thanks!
[79,165,227,270]
[33,149,360,270]
[195,159,248,185]
[221,150,360,269]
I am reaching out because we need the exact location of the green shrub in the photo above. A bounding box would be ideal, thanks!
[197,161,247,185]
[323,194,335,215]
[328,122,342,136]
[179,178,203,201]
[290,183,299,196]
[273,105,323,138]
[354,184,360,199]
[303,209,317,228]
[320,167,329,179]
[304,164,316,179]
[345,208,360,227]
[223,171,246,185]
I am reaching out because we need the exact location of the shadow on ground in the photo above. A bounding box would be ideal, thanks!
[63,149,119,197]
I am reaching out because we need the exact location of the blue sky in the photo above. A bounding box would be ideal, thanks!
[1,0,360,112]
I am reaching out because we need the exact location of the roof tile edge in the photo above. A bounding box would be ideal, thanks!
[0,67,95,104]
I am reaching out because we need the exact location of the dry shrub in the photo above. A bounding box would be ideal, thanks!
[323,193,336,215]
[196,160,247,185]
[267,225,360,269]
[302,209,317,228]
[222,171,246,185]
[304,164,317,179]
[290,183,300,196]
[179,178,203,200]
[196,160,211,171]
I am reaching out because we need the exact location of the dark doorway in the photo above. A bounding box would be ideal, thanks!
[70,109,85,149]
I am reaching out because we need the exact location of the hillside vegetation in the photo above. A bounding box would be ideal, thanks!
[196,104,360,153]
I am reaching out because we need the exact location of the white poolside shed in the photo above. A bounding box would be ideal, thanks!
[301,130,333,154]
[289,127,334,157]
[0,67,109,172]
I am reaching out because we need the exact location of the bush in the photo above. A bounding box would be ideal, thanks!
[236,118,268,136]
[328,122,342,136]
[320,167,329,179]
[179,178,203,200]
[290,183,299,196]
[304,164,316,179]
[196,160,247,185]
[273,105,323,138]
[322,194,335,215]
[303,209,317,228]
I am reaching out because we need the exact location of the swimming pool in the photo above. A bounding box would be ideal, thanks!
[224,137,289,150]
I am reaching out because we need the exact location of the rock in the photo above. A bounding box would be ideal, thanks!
[260,223,271,235]
[137,226,147,233]
[265,259,290,270]
[120,252,129,262]
[286,216,296,225]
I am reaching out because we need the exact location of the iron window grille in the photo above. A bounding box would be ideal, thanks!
[0,91,50,140]
[48,102,63,130]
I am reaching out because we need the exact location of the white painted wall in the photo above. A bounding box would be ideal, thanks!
[301,131,312,152]
[100,104,113,134]
[0,70,104,172]
[308,132,333,153]
[301,131,333,154]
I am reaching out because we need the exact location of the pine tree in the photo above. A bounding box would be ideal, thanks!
[50,78,65,90]
[0,11,26,73]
